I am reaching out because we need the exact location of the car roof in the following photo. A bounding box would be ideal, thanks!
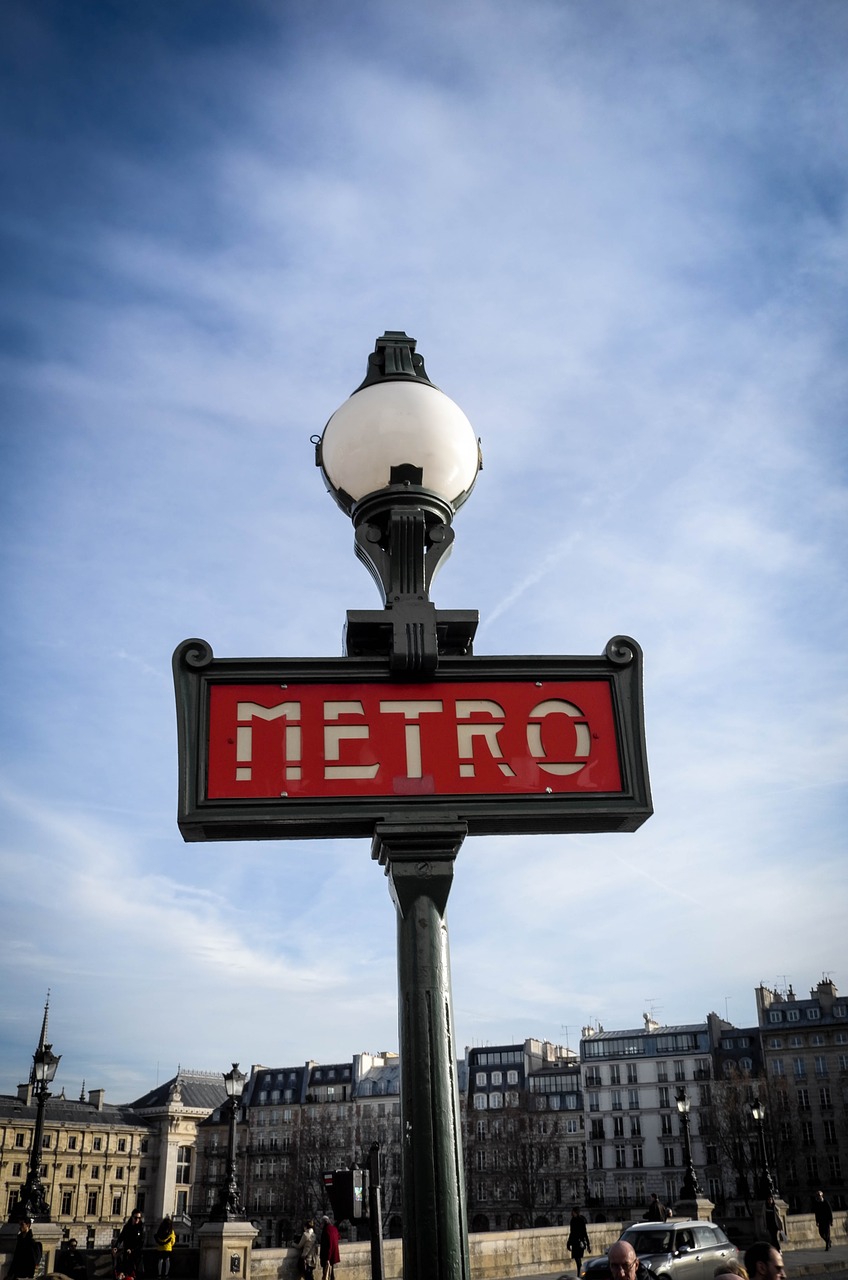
[626,1221,709,1232]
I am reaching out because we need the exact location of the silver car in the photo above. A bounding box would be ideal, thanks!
[581,1221,739,1280]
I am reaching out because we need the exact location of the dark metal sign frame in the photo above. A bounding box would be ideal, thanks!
[173,635,652,841]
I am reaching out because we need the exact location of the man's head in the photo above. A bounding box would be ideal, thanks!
[69,1240,78,1250]
[19,1218,32,1234]
[131,1211,142,1223]
[815,1190,824,1201]
[650,1193,659,1202]
[744,1243,785,1280]
[609,1241,639,1280]
[714,1263,747,1280]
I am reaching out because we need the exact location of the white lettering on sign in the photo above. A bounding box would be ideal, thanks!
[378,700,443,778]
[526,699,590,775]
[236,702,301,781]
[323,701,379,780]
[455,700,516,778]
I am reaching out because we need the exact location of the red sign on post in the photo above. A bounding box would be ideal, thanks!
[173,638,651,840]
[207,679,622,800]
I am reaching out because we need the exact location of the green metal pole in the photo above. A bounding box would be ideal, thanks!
[372,821,470,1280]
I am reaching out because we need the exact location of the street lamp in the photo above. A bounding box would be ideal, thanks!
[748,1097,777,1199]
[315,331,480,1280]
[12,1043,61,1221]
[675,1087,702,1201]
[211,1064,247,1221]
[316,330,481,675]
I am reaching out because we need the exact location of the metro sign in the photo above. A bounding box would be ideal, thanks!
[173,637,651,840]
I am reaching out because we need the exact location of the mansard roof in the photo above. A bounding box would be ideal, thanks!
[0,1092,149,1129]
[129,1068,227,1113]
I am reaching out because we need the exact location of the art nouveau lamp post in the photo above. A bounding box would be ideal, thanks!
[748,1097,777,1199]
[316,332,481,1280]
[211,1064,247,1221]
[675,1088,702,1201]
[13,1043,61,1221]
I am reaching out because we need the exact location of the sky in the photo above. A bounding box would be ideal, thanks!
[1,0,847,1104]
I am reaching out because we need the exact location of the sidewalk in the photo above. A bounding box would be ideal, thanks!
[511,1242,848,1280]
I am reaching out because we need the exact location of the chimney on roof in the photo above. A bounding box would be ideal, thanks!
[17,1083,33,1104]
[89,1088,105,1111]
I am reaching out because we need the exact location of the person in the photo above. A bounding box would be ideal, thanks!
[764,1197,786,1250]
[153,1219,175,1277]
[813,1190,833,1251]
[608,1240,660,1280]
[743,1242,786,1280]
[714,1264,748,1280]
[644,1192,670,1222]
[296,1220,318,1280]
[57,1237,88,1280]
[114,1210,145,1278]
[8,1218,42,1279]
[566,1206,591,1274]
[318,1216,340,1280]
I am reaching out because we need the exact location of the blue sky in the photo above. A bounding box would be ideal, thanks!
[2,0,846,1102]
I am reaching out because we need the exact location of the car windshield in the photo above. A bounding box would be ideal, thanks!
[622,1230,672,1254]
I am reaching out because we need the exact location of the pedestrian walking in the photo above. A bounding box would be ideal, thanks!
[813,1190,833,1250]
[567,1206,591,1275]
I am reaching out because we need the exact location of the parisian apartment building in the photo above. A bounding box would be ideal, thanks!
[1,978,845,1248]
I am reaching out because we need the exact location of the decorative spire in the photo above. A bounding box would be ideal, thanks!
[79,1080,86,1102]
[29,992,50,1086]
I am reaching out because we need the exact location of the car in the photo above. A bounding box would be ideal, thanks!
[581,1220,740,1280]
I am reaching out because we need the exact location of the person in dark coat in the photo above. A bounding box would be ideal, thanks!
[57,1237,87,1280]
[567,1206,591,1274]
[114,1210,145,1277]
[813,1190,834,1250]
[318,1217,340,1280]
[8,1219,41,1279]
[644,1193,669,1222]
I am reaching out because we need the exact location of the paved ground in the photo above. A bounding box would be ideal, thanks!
[504,1242,848,1280]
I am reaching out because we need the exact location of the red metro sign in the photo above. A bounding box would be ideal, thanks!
[207,679,622,799]
[174,638,651,840]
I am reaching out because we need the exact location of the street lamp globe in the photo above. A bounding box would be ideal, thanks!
[33,1045,61,1087]
[317,332,481,520]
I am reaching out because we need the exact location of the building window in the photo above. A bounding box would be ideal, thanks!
[61,1191,73,1215]
[663,1145,675,1167]
[588,1092,599,1112]
[628,1090,640,1110]
[615,1145,627,1169]
[476,1150,487,1171]
[67,1137,78,1151]
[491,1072,502,1086]
[661,1114,674,1136]
[112,1195,123,1216]
[815,1056,827,1077]
[657,1064,668,1082]
[811,1034,825,1046]
[769,1038,782,1049]
[475,1072,487,1086]
[801,1121,815,1144]
[87,1192,98,1215]
[797,1087,810,1109]
[610,1065,621,1085]
[176,1191,188,1215]
[769,1011,782,1023]
[770,1059,785,1077]
[805,1156,818,1180]
[828,1156,841,1180]
[658,1086,670,1108]
[627,1064,639,1085]
[630,1116,642,1137]
[65,1164,74,1178]
[632,1146,644,1168]
[820,1086,832,1107]
[807,1008,821,1020]
[14,1134,25,1149]
[176,1146,191,1184]
[489,1093,503,1109]
[787,1009,800,1022]
[613,1116,625,1138]
[42,1136,51,1149]
[611,1090,622,1111]
[590,1119,605,1140]
[673,1060,685,1082]
[591,1146,603,1170]
[11,1163,21,1179]
[116,1167,125,1180]
[507,1070,518,1085]
[117,1139,127,1152]
[823,1120,837,1143]
[793,1058,806,1078]
[565,1119,579,1134]
[93,1138,103,1151]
